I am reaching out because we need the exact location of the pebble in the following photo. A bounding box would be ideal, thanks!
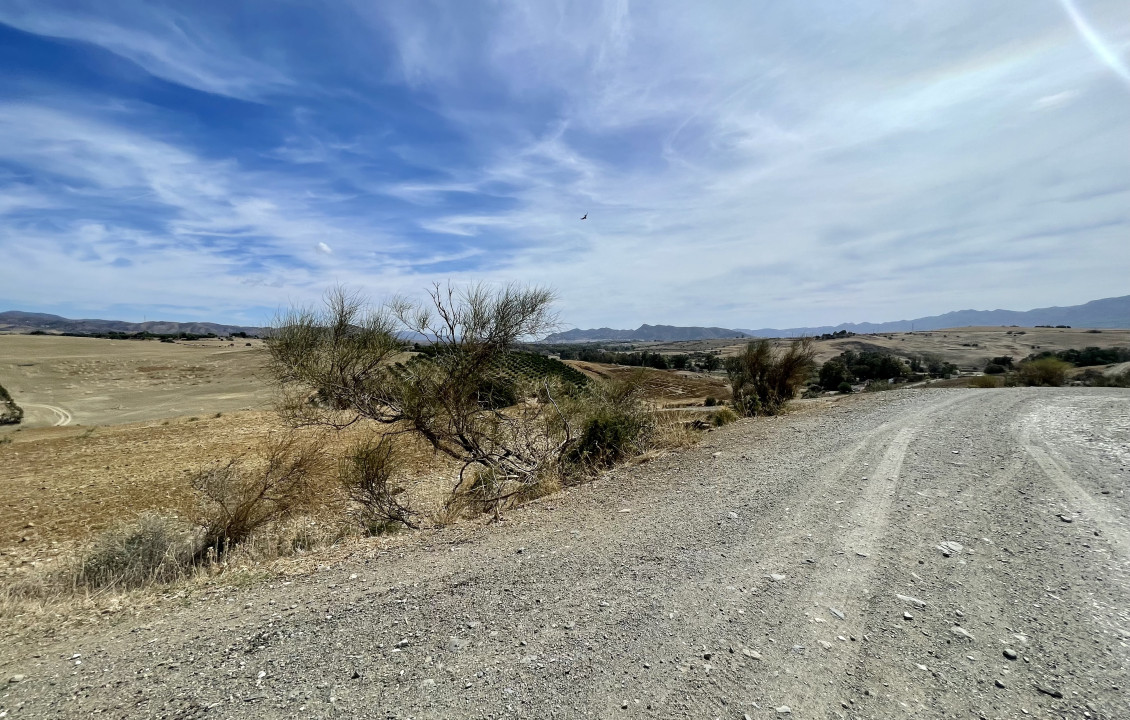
[896,594,927,608]
[950,626,975,641]
[828,607,845,620]
[903,611,914,621]
[995,679,1006,689]
[776,706,792,715]
[8,675,25,684]
[769,574,786,582]
[1003,648,1018,660]
[741,648,762,660]
[728,512,739,520]
[395,638,410,648]
[1057,514,1074,523]
[937,541,964,555]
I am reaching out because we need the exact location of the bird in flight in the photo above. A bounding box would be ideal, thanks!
[580,213,588,220]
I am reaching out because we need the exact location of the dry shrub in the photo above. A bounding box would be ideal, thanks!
[725,338,816,416]
[339,436,418,533]
[192,433,330,559]
[564,375,655,469]
[73,513,202,591]
[711,406,740,427]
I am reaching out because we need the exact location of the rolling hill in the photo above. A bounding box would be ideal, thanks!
[0,311,265,337]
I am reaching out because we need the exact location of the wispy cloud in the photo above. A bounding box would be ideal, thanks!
[1,1,1128,328]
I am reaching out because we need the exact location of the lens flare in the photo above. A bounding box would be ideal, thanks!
[1058,0,1130,85]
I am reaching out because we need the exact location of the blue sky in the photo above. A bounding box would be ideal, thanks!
[0,1,1127,330]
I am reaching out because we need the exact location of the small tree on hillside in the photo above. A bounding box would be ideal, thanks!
[269,284,637,517]
[725,338,816,416]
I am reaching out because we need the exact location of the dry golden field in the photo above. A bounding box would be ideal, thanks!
[643,325,1130,368]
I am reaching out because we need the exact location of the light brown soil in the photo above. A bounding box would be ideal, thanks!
[0,335,275,429]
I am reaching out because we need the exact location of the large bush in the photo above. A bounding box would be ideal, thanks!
[0,382,23,425]
[1016,357,1071,387]
[269,284,661,518]
[564,377,654,469]
[725,338,816,416]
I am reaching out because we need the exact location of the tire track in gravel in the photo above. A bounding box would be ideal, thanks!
[847,389,1129,720]
[651,394,970,718]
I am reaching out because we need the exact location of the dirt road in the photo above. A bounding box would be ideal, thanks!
[3,388,1127,719]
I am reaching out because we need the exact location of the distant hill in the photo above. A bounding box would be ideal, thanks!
[0,311,266,337]
[543,324,749,343]
[737,295,1130,338]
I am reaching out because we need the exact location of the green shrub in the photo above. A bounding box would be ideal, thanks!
[0,382,23,425]
[74,513,202,590]
[1016,357,1071,387]
[983,363,1006,375]
[704,397,717,407]
[710,407,739,427]
[725,338,816,417]
[837,381,853,394]
[969,375,1000,388]
[565,377,653,469]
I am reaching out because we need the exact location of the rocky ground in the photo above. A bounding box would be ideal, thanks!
[2,387,1127,719]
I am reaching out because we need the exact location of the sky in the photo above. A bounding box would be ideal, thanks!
[0,0,1128,331]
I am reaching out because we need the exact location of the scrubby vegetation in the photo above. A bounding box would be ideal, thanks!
[1015,357,1071,387]
[725,338,815,416]
[268,284,669,521]
[191,433,329,559]
[73,513,202,591]
[530,344,724,372]
[968,375,1001,388]
[1027,346,1130,367]
[0,382,23,425]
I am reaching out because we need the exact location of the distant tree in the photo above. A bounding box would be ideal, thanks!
[819,358,853,389]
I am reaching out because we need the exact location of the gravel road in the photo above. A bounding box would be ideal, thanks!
[3,388,1127,719]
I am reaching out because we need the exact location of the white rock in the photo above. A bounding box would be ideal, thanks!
[950,626,975,641]
[896,594,927,608]
[776,706,792,714]
[769,573,786,582]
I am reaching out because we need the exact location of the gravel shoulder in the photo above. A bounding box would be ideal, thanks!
[2,387,1127,719]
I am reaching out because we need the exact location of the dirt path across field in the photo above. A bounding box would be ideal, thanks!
[2,388,1127,719]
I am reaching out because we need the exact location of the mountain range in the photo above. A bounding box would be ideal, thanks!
[543,295,1130,342]
[4,294,1128,343]
[543,324,749,343]
[0,311,265,337]
[737,295,1130,337]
